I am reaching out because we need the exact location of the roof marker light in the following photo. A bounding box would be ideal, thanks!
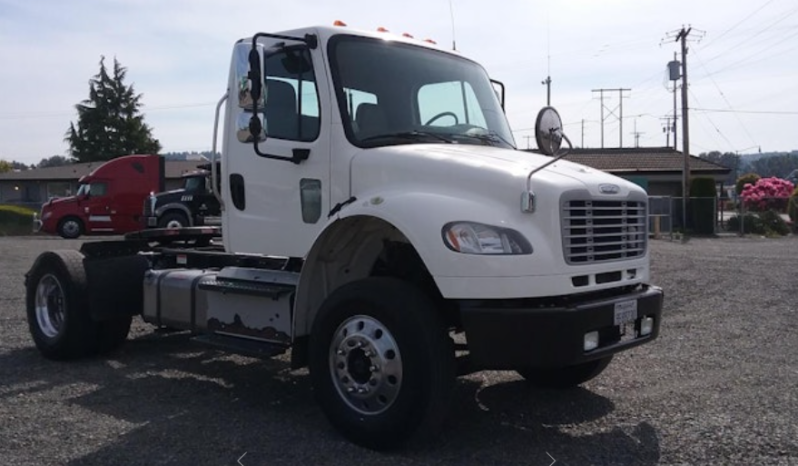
[424,38,437,44]
[333,20,347,26]
[402,33,414,38]
[377,27,389,32]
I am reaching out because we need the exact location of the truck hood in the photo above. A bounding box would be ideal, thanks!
[350,143,643,199]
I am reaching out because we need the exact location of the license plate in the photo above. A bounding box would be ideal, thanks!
[614,299,638,325]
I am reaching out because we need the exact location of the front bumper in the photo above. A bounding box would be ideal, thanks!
[459,284,664,369]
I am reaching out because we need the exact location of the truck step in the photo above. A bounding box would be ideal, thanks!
[191,333,288,359]
[198,279,294,298]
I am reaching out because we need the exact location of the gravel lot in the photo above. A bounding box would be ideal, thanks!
[1,235,796,466]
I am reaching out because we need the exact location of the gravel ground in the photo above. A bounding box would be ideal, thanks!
[1,235,796,466]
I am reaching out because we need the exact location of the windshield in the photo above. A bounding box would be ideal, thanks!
[328,36,515,149]
[183,175,206,192]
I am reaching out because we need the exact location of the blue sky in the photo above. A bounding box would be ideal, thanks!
[1,0,796,164]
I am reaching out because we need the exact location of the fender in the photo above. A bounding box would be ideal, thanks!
[155,203,194,225]
[292,188,528,337]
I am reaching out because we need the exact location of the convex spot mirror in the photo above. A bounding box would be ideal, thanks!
[535,106,564,156]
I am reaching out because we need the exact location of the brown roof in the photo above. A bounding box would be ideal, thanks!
[531,147,731,174]
[0,160,205,181]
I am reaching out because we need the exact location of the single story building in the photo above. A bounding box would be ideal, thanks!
[0,159,205,207]
[523,147,732,196]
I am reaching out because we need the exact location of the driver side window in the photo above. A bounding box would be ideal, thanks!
[417,81,487,128]
[89,182,108,197]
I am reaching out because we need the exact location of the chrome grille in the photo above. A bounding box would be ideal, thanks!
[561,199,647,264]
[142,198,153,216]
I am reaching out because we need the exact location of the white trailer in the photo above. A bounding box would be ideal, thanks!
[25,23,663,450]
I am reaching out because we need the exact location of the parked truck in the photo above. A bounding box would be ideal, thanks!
[142,162,222,229]
[33,154,164,238]
[24,23,663,450]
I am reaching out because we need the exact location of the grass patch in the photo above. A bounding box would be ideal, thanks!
[0,204,36,236]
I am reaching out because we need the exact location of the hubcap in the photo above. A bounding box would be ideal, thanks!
[35,274,66,339]
[329,315,402,415]
[62,221,79,236]
[166,220,183,229]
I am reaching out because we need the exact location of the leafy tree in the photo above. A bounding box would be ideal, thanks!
[37,155,72,168]
[0,160,11,173]
[699,151,740,185]
[65,56,161,163]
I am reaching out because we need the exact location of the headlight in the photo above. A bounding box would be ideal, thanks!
[442,222,532,255]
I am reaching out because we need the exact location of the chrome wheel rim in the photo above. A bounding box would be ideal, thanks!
[35,274,66,339]
[166,219,183,229]
[329,315,403,415]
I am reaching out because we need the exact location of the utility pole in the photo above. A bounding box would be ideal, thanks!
[663,25,704,232]
[542,76,552,106]
[660,116,673,147]
[631,120,644,148]
[672,52,679,150]
[581,119,585,148]
[591,88,631,148]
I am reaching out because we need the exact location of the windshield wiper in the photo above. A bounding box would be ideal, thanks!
[360,130,455,145]
[452,130,515,148]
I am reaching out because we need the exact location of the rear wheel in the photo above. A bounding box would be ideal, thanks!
[57,217,83,239]
[309,277,456,450]
[26,250,131,360]
[516,356,614,389]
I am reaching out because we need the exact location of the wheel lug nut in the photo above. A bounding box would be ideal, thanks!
[337,349,345,356]
[347,387,355,393]
[370,365,379,372]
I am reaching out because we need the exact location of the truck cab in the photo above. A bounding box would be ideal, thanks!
[34,154,164,238]
[142,165,221,229]
[24,24,663,451]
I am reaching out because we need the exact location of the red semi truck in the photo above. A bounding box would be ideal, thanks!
[34,154,165,238]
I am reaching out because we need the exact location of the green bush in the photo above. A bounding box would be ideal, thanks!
[727,211,789,236]
[759,210,790,236]
[735,173,760,196]
[689,177,717,235]
[788,186,798,224]
[0,204,35,236]
[727,213,764,234]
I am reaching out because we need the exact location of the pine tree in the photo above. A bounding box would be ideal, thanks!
[65,56,161,162]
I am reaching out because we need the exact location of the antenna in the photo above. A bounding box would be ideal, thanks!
[449,0,457,50]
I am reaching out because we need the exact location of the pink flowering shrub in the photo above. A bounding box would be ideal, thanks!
[740,177,795,212]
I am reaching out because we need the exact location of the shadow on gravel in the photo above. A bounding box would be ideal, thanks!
[0,332,661,466]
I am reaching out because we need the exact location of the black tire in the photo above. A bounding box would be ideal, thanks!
[158,211,189,229]
[57,217,83,239]
[26,250,97,360]
[516,356,614,389]
[26,250,132,360]
[308,277,456,451]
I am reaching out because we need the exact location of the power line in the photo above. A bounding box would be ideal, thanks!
[692,108,798,115]
[699,0,777,49]
[0,102,218,120]
[689,88,736,152]
[691,48,758,148]
[699,4,798,65]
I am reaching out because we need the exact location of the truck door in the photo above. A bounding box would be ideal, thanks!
[82,180,114,233]
[222,37,330,257]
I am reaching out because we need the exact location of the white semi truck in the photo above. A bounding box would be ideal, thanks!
[25,23,664,450]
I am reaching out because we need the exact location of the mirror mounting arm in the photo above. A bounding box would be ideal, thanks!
[247,32,317,164]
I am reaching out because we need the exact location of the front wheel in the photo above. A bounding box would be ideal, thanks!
[308,277,456,451]
[516,356,614,389]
